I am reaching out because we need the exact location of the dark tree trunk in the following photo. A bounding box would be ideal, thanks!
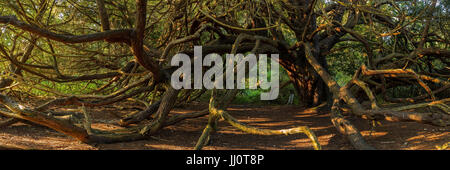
[280,50,329,107]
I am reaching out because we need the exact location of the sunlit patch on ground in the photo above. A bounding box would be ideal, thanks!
[0,104,448,150]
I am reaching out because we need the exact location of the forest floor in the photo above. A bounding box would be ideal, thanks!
[0,102,448,150]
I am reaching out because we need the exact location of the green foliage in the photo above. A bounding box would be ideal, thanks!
[0,0,448,105]
[326,41,367,86]
[232,66,297,105]
[334,71,352,87]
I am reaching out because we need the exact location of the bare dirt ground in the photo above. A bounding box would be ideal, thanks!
[0,102,448,150]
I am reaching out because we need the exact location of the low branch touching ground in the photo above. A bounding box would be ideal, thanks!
[195,91,322,150]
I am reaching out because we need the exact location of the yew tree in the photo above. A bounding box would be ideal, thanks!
[0,0,448,150]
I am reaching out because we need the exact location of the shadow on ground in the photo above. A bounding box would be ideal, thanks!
[0,103,448,150]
